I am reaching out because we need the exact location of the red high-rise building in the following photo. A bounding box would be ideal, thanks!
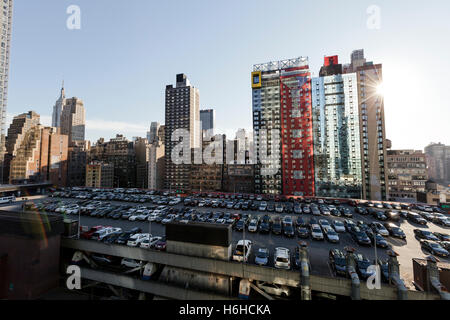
[252,57,315,196]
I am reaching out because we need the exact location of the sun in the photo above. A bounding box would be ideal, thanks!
[376,83,384,96]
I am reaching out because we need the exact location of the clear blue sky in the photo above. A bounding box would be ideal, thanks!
[7,0,450,149]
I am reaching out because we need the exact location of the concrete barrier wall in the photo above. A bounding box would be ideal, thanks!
[167,240,231,261]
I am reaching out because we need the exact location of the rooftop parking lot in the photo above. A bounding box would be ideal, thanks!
[8,188,450,290]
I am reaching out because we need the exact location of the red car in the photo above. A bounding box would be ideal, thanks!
[80,226,104,240]
[154,237,167,251]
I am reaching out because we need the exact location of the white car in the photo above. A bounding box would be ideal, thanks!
[121,258,142,269]
[323,226,340,243]
[91,227,122,241]
[275,204,284,213]
[332,220,346,233]
[319,219,331,229]
[274,247,291,269]
[233,240,252,262]
[147,213,159,222]
[256,281,291,297]
[128,214,140,221]
[127,233,150,247]
[248,219,259,232]
[140,236,162,249]
[136,213,150,221]
[311,224,324,240]
[161,215,174,225]
[370,222,390,237]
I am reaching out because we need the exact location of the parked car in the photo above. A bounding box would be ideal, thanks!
[323,226,340,243]
[310,224,324,241]
[127,233,149,247]
[384,223,406,240]
[349,226,371,246]
[386,210,400,221]
[121,258,142,269]
[420,240,449,258]
[140,236,162,249]
[332,220,346,233]
[254,248,269,266]
[255,281,291,297]
[371,209,388,221]
[367,230,389,248]
[274,247,291,269]
[329,249,347,277]
[355,253,376,280]
[414,229,440,241]
[233,240,252,262]
[248,219,259,233]
[407,212,427,225]
[433,233,450,242]
[369,222,390,237]
[154,236,167,251]
[91,227,122,241]
[259,215,271,234]
[272,218,282,235]
[115,227,142,245]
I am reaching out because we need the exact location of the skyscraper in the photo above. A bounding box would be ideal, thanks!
[252,57,315,196]
[200,109,215,138]
[344,50,388,200]
[425,142,450,184]
[52,83,66,128]
[164,74,200,192]
[3,111,40,183]
[0,0,14,182]
[147,122,160,144]
[60,97,85,144]
[312,56,363,199]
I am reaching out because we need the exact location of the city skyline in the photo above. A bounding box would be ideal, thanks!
[5,0,450,149]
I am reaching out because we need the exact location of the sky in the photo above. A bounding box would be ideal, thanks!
[6,0,450,149]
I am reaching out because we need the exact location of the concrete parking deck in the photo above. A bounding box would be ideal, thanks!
[62,239,441,300]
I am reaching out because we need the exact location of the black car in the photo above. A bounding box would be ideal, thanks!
[420,240,449,258]
[259,216,271,234]
[407,212,427,225]
[355,254,375,280]
[384,223,406,240]
[386,210,400,221]
[235,220,245,231]
[349,226,371,246]
[329,249,347,277]
[103,233,122,244]
[283,223,295,238]
[433,233,450,242]
[115,227,142,245]
[371,209,388,221]
[366,230,389,248]
[414,229,439,241]
[272,218,282,235]
[439,241,450,251]
[377,259,390,283]
[341,208,353,218]
[356,207,368,215]
[330,208,341,217]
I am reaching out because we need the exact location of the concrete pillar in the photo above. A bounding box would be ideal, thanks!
[426,255,450,300]
[345,247,360,300]
[298,242,311,300]
[387,250,408,300]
